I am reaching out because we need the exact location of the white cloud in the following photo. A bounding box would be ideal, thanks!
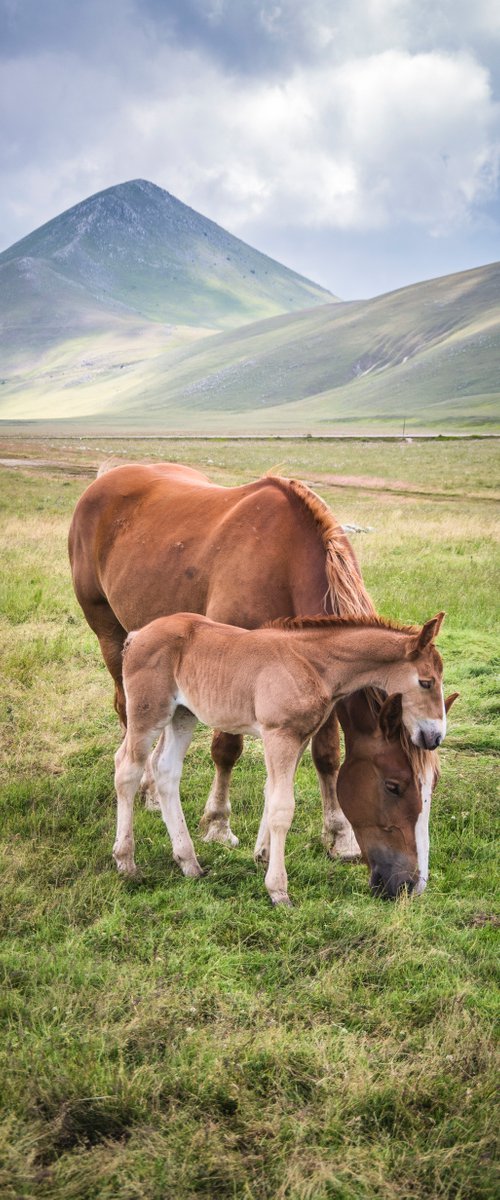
[113,47,500,239]
[0,3,499,263]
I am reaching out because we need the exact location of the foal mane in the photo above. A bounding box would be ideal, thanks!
[265,475,375,618]
[266,613,420,634]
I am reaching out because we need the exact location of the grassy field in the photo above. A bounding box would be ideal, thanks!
[0,438,498,1199]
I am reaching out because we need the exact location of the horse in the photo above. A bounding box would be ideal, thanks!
[69,461,377,860]
[114,609,447,904]
[336,689,458,899]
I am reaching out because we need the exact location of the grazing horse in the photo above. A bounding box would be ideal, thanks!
[115,610,446,904]
[69,462,376,859]
[336,689,459,899]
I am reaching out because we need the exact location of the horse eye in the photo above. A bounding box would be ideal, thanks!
[385,780,401,796]
[419,679,432,689]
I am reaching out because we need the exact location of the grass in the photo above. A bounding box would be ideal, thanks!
[0,438,498,1198]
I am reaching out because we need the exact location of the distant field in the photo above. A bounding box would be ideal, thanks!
[0,438,498,1199]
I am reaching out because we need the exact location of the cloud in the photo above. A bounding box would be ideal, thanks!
[0,0,499,293]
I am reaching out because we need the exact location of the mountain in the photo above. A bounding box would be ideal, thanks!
[0,179,333,352]
[120,260,499,431]
[0,181,498,431]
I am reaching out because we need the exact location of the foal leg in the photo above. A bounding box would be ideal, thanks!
[261,732,304,906]
[199,731,242,847]
[140,734,163,812]
[254,779,271,864]
[113,731,153,874]
[311,711,361,861]
[152,707,204,878]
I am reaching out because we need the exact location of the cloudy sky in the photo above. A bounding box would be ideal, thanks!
[1,0,499,298]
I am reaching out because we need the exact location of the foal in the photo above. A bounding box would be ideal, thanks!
[114,610,446,904]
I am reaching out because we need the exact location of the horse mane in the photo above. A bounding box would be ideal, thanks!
[400,724,440,785]
[265,612,420,634]
[358,684,440,785]
[264,475,375,617]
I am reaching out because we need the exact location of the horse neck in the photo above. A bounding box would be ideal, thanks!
[294,624,411,695]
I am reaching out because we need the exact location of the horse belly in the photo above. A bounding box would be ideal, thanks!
[175,686,260,737]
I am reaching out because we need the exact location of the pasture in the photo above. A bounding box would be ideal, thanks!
[0,436,498,1199]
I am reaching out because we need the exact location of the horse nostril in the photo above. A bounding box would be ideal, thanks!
[423,730,442,750]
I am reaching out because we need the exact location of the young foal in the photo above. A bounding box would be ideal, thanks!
[114,611,446,904]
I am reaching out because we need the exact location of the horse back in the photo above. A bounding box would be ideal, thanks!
[69,463,333,634]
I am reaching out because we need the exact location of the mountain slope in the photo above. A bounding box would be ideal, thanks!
[114,260,500,431]
[0,181,498,430]
[0,179,333,345]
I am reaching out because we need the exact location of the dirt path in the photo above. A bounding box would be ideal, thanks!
[306,472,500,502]
[0,457,94,476]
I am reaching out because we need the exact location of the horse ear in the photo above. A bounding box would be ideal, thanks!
[408,611,445,657]
[445,691,460,712]
[379,693,403,741]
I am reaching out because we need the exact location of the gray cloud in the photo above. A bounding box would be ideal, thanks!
[1,0,499,297]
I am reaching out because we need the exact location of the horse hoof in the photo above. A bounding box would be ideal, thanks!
[327,846,362,863]
[143,791,161,812]
[178,859,205,878]
[202,823,239,847]
[113,856,137,876]
[270,893,293,907]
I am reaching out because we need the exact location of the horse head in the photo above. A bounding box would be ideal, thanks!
[336,687,459,899]
[387,611,447,750]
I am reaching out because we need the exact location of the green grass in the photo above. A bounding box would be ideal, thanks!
[0,439,498,1198]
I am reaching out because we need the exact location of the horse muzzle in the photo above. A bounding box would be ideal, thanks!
[413,719,445,751]
[369,863,418,901]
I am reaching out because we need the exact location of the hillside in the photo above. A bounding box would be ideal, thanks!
[0,180,498,431]
[6,259,493,431]
[0,179,332,352]
[121,260,500,431]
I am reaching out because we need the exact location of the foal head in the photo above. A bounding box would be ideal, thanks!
[337,688,459,900]
[385,611,446,750]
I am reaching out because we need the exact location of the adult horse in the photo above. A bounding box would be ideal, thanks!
[69,461,374,859]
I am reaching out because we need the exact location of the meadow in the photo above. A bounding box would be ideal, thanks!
[0,436,498,1199]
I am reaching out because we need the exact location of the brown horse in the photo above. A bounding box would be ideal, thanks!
[115,610,447,904]
[336,689,458,899]
[69,461,376,859]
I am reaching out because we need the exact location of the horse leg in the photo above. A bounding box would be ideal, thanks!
[311,711,361,860]
[152,707,204,878]
[140,732,163,811]
[254,779,271,864]
[199,731,242,847]
[261,731,304,906]
[113,731,153,874]
[84,601,128,732]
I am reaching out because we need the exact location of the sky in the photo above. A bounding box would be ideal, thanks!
[1,0,499,299]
